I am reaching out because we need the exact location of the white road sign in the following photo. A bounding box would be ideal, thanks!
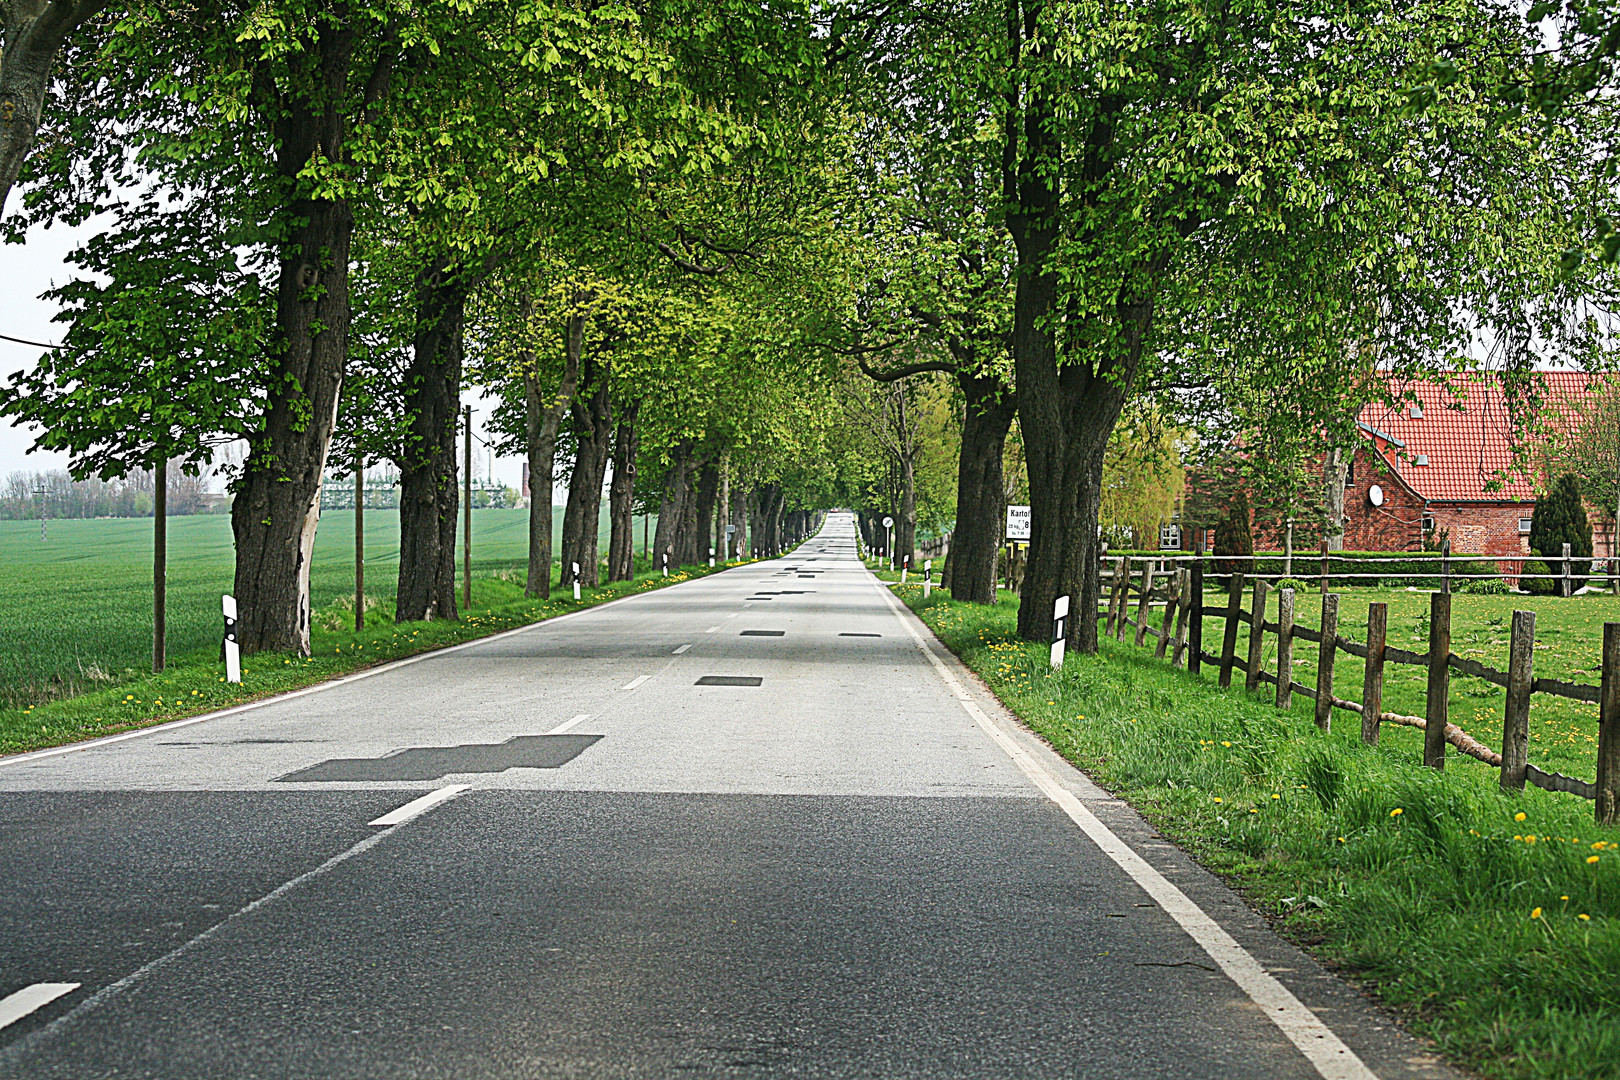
[1006,505,1031,541]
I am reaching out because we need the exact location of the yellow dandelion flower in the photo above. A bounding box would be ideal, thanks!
[1212,797,1223,804]
[1588,855,1601,864]
[1515,812,1527,822]
[1221,741,1231,747]
[1579,914,1592,921]
[1531,907,1542,919]
[1390,808,1403,817]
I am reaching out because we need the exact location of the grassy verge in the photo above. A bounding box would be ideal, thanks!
[890,579,1620,1080]
[0,558,750,757]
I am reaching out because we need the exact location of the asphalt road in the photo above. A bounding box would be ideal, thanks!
[0,513,1463,1079]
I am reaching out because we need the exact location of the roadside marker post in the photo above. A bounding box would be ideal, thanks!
[1051,594,1069,671]
[222,595,241,683]
[662,552,669,577]
[572,563,581,601]
[924,559,932,598]
[902,555,909,584]
[709,547,715,568]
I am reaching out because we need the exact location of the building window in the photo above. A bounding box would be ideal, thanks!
[1160,524,1181,550]
[1422,514,1436,533]
[1519,517,1533,534]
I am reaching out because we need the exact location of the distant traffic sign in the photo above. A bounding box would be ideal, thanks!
[882,516,894,529]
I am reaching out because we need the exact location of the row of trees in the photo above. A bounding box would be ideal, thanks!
[5,2,1620,656]
[0,467,216,519]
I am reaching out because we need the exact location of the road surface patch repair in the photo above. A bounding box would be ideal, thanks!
[740,630,785,637]
[694,676,764,686]
[275,734,602,782]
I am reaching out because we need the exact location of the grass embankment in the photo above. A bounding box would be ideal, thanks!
[0,558,737,758]
[891,578,1620,1080]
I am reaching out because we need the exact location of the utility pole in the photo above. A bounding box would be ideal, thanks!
[464,404,473,612]
[355,448,365,632]
[33,485,46,542]
[153,455,166,672]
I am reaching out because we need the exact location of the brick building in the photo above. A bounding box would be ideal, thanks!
[1346,374,1615,565]
[1170,373,1616,569]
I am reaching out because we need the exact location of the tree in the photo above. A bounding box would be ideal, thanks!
[0,0,109,215]
[1527,472,1594,594]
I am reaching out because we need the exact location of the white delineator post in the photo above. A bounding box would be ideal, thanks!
[709,546,715,568]
[222,594,241,683]
[661,552,669,577]
[924,559,932,598]
[901,555,908,584]
[1050,594,1070,671]
[572,563,581,601]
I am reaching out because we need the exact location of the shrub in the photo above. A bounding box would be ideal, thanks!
[1528,473,1593,593]
[1461,578,1509,595]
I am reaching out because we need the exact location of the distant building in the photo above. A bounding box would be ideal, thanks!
[1346,373,1612,564]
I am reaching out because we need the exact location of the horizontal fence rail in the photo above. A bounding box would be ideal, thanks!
[1092,552,1620,823]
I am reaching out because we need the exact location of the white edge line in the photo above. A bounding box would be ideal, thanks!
[548,714,592,735]
[368,784,470,826]
[869,573,1379,1080]
[0,983,79,1032]
[622,674,651,690]
[0,569,721,770]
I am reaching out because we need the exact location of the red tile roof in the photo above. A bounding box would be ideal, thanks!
[1357,372,1592,503]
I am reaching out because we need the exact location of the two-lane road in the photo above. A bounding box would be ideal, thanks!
[0,514,1459,1078]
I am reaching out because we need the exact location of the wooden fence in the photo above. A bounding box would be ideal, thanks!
[1105,539,1616,595]
[1095,554,1620,824]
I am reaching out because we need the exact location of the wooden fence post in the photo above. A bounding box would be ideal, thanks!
[1219,572,1246,689]
[1245,579,1270,693]
[1562,541,1573,598]
[1172,568,1192,668]
[1134,560,1155,647]
[1275,587,1296,709]
[1362,602,1386,745]
[1189,547,1205,674]
[1500,609,1535,793]
[1425,591,1452,769]
[1314,592,1338,732]
[1597,622,1620,824]
[1319,539,1329,594]
[1112,557,1129,639]
[1441,536,1451,595]
[1157,570,1178,660]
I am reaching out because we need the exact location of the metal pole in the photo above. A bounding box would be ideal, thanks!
[463,404,472,612]
[354,449,365,632]
[153,455,166,672]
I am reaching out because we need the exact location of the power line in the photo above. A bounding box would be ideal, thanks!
[0,331,61,349]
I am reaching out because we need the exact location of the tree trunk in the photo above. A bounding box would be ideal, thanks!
[228,22,393,655]
[523,302,584,598]
[230,111,357,652]
[607,399,640,581]
[1323,441,1348,551]
[559,352,612,588]
[948,374,1016,603]
[652,442,693,568]
[0,0,109,217]
[692,462,719,564]
[394,260,466,622]
[897,450,917,569]
[716,450,730,561]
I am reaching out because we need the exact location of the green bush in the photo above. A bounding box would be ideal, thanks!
[1461,578,1510,595]
[1528,474,1593,593]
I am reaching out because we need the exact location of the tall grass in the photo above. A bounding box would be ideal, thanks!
[902,584,1620,1080]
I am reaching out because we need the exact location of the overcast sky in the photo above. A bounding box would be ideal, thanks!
[0,218,526,493]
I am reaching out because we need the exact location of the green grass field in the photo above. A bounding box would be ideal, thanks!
[889,574,1620,1080]
[0,507,656,709]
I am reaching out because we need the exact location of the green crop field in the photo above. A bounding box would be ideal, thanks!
[0,506,655,709]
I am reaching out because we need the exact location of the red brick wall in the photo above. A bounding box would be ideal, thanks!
[1341,448,1425,551]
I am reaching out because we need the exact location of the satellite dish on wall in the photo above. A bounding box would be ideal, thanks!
[1368,484,1385,507]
